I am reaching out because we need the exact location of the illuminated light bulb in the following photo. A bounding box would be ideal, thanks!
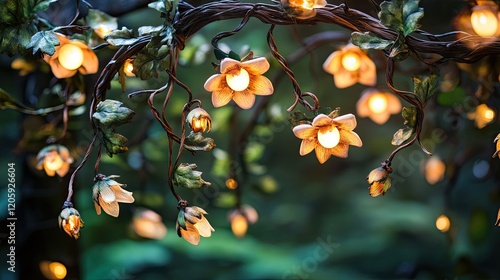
[425,157,446,185]
[471,6,499,37]
[317,126,340,148]
[483,107,495,121]
[367,93,388,114]
[436,215,450,232]
[226,178,238,189]
[45,152,64,171]
[58,44,84,71]
[341,52,361,72]
[226,68,250,91]
[123,59,135,76]
[231,214,248,238]
[300,0,314,9]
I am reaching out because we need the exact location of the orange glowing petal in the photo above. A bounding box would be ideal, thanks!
[292,124,317,139]
[248,75,274,96]
[110,185,134,203]
[340,130,362,147]
[99,196,120,217]
[211,85,233,108]
[220,58,241,74]
[181,223,201,245]
[55,162,70,177]
[333,67,358,88]
[369,181,385,197]
[328,142,349,158]
[299,139,317,156]
[311,114,333,127]
[334,113,357,131]
[79,47,99,75]
[241,57,270,75]
[233,89,256,109]
[322,50,341,75]
[94,201,102,215]
[315,144,331,164]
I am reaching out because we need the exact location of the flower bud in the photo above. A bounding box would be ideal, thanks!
[367,166,392,197]
[58,206,84,239]
[186,108,212,133]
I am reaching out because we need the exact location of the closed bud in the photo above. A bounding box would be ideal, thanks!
[187,107,212,133]
[366,166,392,197]
[58,205,84,239]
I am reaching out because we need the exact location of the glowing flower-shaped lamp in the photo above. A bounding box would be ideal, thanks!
[92,174,134,217]
[123,59,135,77]
[281,0,327,19]
[58,204,84,239]
[468,103,496,129]
[356,88,402,124]
[36,144,74,177]
[292,113,363,164]
[204,57,274,109]
[323,44,377,88]
[132,208,167,240]
[176,204,215,245]
[424,156,446,185]
[186,107,212,133]
[43,33,98,79]
[471,1,500,37]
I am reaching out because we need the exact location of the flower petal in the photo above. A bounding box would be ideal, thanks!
[313,0,328,8]
[386,93,402,114]
[322,51,341,75]
[315,145,331,164]
[79,47,99,75]
[312,114,333,127]
[334,113,357,130]
[181,223,201,245]
[370,112,391,125]
[99,197,119,217]
[233,90,256,109]
[49,59,78,79]
[55,162,70,177]
[358,55,377,86]
[211,86,233,108]
[43,164,56,176]
[94,201,101,215]
[110,185,134,203]
[356,91,371,117]
[194,216,214,237]
[220,58,241,73]
[242,57,270,75]
[99,185,116,203]
[292,124,317,139]
[333,68,357,88]
[204,74,224,91]
[340,130,363,147]
[248,75,273,96]
[299,139,316,156]
[328,142,349,158]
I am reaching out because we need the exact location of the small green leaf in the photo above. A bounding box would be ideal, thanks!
[389,34,410,60]
[177,210,186,229]
[391,127,414,145]
[403,0,424,36]
[133,37,170,80]
[93,99,135,127]
[379,0,424,36]
[138,25,164,36]
[0,24,37,55]
[101,131,129,157]
[413,70,439,105]
[26,30,59,55]
[288,110,311,127]
[351,32,394,50]
[402,106,417,127]
[173,163,211,189]
[31,0,57,13]
[183,132,216,152]
[104,27,139,46]
[148,0,178,17]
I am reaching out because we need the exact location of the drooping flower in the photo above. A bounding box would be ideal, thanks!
[204,57,274,109]
[292,113,363,164]
[132,208,167,240]
[356,88,402,125]
[323,44,376,88]
[367,166,392,197]
[492,133,500,158]
[58,203,84,239]
[43,33,98,79]
[281,0,327,19]
[92,174,134,217]
[186,107,212,133]
[176,202,214,245]
[36,144,74,177]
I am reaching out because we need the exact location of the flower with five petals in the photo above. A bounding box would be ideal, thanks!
[92,174,134,217]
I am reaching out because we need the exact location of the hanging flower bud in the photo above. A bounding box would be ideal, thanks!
[36,144,74,177]
[186,107,212,133]
[58,203,84,239]
[173,163,211,189]
[367,165,393,197]
[492,133,500,158]
[176,201,214,245]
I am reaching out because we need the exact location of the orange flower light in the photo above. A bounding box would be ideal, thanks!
[471,1,500,37]
[323,44,376,88]
[43,33,98,79]
[356,88,402,124]
[58,206,84,239]
[36,144,74,177]
[292,113,362,164]
[176,205,215,245]
[468,103,496,129]
[424,156,446,185]
[204,57,274,109]
[92,175,134,217]
[281,0,327,19]
[132,208,167,240]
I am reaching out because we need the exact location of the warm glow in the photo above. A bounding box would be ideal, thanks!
[317,126,340,148]
[425,157,446,185]
[483,107,496,121]
[96,26,113,38]
[368,93,388,114]
[300,0,314,9]
[231,214,248,238]
[341,52,361,72]
[436,215,451,232]
[45,152,64,171]
[471,8,499,37]
[57,44,84,71]
[226,68,250,91]
[226,178,238,189]
[49,262,67,279]
[132,209,167,239]
[124,59,135,76]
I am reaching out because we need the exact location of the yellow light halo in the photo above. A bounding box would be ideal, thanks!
[317,126,340,148]
[231,214,248,238]
[45,152,64,171]
[123,59,135,76]
[367,93,388,114]
[341,52,361,72]
[436,215,451,232]
[57,44,84,71]
[226,68,250,91]
[470,3,499,37]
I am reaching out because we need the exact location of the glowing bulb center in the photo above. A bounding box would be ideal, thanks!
[231,214,248,238]
[300,0,314,9]
[436,215,450,232]
[45,152,63,171]
[483,108,495,121]
[124,60,135,76]
[341,52,361,72]
[226,68,250,91]
[368,93,388,114]
[471,9,498,37]
[58,44,84,71]
[317,126,340,148]
[49,262,67,279]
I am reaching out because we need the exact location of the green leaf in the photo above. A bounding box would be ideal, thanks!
[93,100,135,127]
[133,37,170,80]
[413,71,439,105]
[0,87,33,111]
[86,9,117,32]
[148,0,178,17]
[31,0,57,14]
[288,110,311,127]
[26,30,59,55]
[379,0,424,36]
[101,131,130,157]
[138,25,164,36]
[104,27,139,46]
[0,23,37,55]
[389,34,410,60]
[0,0,21,25]
[402,106,417,127]
[173,163,211,189]
[391,127,414,145]
[436,86,468,107]
[351,32,394,50]
[183,132,216,152]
